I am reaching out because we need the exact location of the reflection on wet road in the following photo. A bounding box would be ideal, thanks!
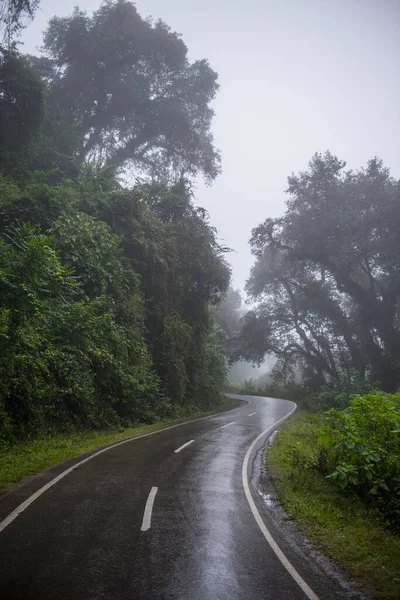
[0,395,349,599]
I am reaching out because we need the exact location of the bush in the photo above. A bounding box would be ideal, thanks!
[314,392,400,526]
[306,373,374,411]
[286,391,400,526]
[0,222,162,444]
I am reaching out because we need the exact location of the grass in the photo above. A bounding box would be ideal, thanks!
[0,396,241,494]
[268,410,400,599]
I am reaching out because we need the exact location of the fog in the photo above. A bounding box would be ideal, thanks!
[1,4,400,573]
[21,0,400,289]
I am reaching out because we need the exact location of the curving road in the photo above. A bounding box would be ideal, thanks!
[0,395,353,600]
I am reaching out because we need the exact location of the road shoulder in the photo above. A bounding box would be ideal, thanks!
[266,411,400,599]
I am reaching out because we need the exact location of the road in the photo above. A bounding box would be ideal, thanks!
[0,395,353,600]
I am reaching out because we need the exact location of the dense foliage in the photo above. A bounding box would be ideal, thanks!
[0,1,230,445]
[268,411,400,598]
[289,392,400,526]
[233,152,400,393]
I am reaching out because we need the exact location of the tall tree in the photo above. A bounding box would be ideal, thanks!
[37,0,220,181]
[239,153,400,391]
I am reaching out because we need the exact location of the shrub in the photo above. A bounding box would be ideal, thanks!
[0,222,162,443]
[308,373,374,411]
[319,391,400,525]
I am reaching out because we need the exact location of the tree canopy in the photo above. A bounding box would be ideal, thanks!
[32,0,220,182]
[234,153,400,392]
[0,1,230,445]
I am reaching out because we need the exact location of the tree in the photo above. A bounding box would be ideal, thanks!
[236,256,354,386]
[90,179,231,404]
[239,153,400,391]
[0,49,45,178]
[38,0,220,182]
[0,0,39,45]
[0,1,231,443]
[213,286,243,339]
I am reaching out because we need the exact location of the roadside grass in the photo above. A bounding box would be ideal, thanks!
[268,411,400,600]
[0,397,241,494]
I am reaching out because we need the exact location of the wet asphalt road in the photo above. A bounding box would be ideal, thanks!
[0,395,350,600]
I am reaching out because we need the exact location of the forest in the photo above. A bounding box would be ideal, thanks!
[1,1,399,496]
[0,3,399,596]
[0,0,231,444]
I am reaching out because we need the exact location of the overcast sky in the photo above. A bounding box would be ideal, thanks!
[22,0,400,290]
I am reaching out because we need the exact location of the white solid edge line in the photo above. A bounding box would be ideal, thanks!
[242,404,320,600]
[0,403,246,535]
[218,421,235,430]
[174,439,195,453]
[248,412,257,416]
[140,487,158,532]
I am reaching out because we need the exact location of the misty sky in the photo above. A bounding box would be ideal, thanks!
[22,0,400,290]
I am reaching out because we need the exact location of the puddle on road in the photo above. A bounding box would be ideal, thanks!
[258,489,276,508]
